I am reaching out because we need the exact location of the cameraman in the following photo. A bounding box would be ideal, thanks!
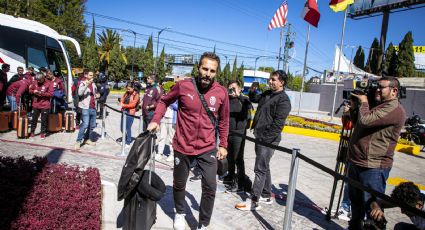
[347,76,406,230]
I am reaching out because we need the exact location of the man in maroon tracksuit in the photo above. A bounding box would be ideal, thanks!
[29,72,53,139]
[141,74,162,131]
[148,52,229,230]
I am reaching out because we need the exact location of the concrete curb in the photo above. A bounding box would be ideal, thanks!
[101,180,122,230]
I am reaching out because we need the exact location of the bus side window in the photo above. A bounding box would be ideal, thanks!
[27,47,48,70]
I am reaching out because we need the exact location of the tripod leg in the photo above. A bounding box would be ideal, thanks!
[334,163,348,218]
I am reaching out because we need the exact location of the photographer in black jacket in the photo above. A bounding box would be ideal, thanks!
[224,80,253,193]
[236,70,291,211]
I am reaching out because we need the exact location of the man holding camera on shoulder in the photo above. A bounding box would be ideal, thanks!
[347,76,406,230]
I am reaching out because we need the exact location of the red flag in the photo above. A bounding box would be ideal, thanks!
[302,0,320,27]
[268,1,288,31]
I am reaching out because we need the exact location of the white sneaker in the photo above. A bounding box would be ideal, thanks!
[156,154,163,160]
[166,155,174,162]
[173,213,186,230]
[337,208,351,221]
[197,224,207,230]
[235,199,261,211]
[259,196,273,205]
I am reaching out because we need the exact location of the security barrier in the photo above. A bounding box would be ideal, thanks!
[100,103,425,230]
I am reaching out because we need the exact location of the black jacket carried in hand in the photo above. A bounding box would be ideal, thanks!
[249,90,291,143]
[118,132,155,201]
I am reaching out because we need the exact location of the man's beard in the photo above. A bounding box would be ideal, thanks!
[197,75,214,89]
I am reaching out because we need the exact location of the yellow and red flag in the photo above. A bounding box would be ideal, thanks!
[329,0,354,12]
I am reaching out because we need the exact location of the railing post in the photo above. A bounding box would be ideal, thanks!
[283,148,301,230]
[101,106,106,140]
[116,111,127,157]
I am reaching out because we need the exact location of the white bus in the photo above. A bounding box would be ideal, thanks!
[0,13,81,103]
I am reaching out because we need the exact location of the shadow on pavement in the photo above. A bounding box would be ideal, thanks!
[272,184,345,230]
[44,148,65,163]
[157,185,199,229]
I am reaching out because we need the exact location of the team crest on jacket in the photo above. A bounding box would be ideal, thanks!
[209,96,216,106]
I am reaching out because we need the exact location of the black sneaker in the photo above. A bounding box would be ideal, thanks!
[189,174,202,181]
[223,175,234,185]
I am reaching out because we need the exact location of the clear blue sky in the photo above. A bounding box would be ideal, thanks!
[85,0,425,77]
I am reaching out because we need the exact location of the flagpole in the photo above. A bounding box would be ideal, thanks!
[277,26,284,70]
[330,8,348,121]
[298,24,310,115]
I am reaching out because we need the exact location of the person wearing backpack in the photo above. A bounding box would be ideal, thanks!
[72,70,88,129]
[96,72,109,119]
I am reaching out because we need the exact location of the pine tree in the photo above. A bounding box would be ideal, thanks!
[142,35,155,77]
[157,47,166,82]
[353,46,365,70]
[107,45,127,82]
[82,16,99,71]
[396,31,415,77]
[191,61,198,77]
[237,63,245,86]
[231,57,238,81]
[365,38,382,74]
[222,63,231,86]
[384,43,398,76]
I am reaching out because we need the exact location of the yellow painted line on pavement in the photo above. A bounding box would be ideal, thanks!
[387,177,425,191]
[283,126,421,155]
[283,126,341,141]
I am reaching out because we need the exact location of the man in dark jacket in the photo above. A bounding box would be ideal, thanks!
[236,70,291,211]
[97,72,109,119]
[224,80,253,192]
[147,52,229,230]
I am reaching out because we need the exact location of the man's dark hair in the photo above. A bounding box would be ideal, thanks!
[148,74,157,82]
[126,81,135,88]
[1,63,10,69]
[379,76,400,89]
[198,52,220,67]
[227,80,241,87]
[17,66,24,71]
[391,182,423,207]
[271,70,288,87]
[83,68,90,75]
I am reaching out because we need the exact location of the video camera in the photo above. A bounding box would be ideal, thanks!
[342,78,378,100]
[342,78,407,101]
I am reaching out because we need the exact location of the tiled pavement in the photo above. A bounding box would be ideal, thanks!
[0,104,423,230]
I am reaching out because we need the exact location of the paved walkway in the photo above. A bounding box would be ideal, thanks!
[0,101,423,229]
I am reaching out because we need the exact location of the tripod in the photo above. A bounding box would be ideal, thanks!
[326,114,353,221]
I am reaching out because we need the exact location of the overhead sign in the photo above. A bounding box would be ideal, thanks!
[393,46,425,53]
[348,0,425,18]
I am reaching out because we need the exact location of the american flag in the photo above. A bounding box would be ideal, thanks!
[268,1,288,31]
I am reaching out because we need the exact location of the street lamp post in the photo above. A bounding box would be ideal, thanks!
[254,56,266,77]
[127,29,137,81]
[155,26,171,74]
